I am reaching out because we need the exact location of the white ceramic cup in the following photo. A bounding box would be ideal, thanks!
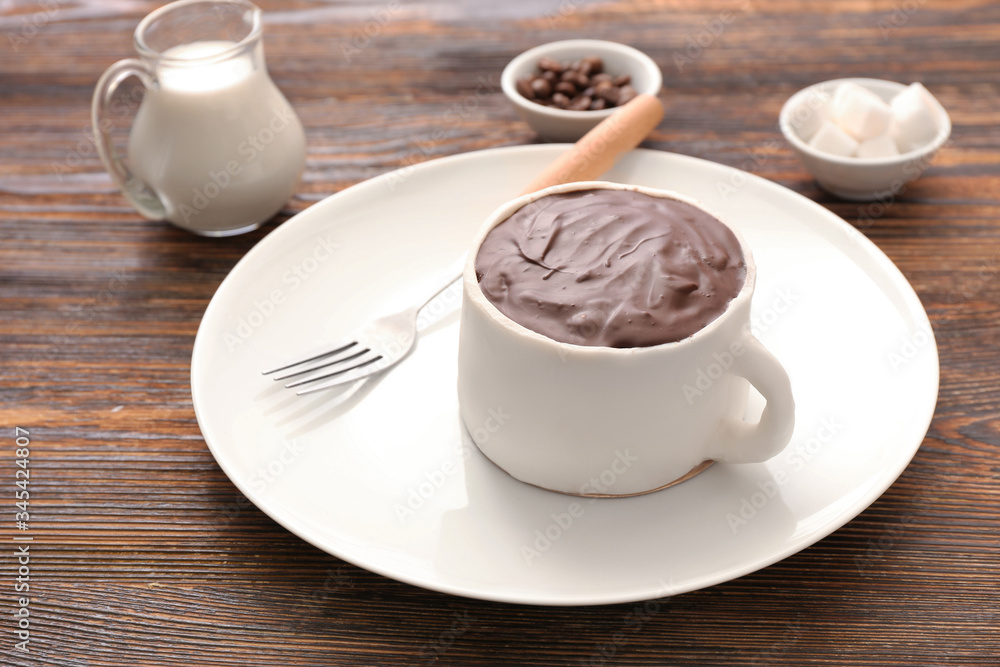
[457,182,795,497]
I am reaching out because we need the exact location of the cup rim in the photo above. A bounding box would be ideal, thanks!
[464,181,757,355]
[134,0,262,63]
[779,77,952,167]
[500,39,663,122]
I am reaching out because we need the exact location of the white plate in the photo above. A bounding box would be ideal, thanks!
[191,146,938,606]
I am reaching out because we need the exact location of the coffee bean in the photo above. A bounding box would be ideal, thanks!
[531,78,552,98]
[617,84,638,105]
[555,81,578,96]
[516,77,535,100]
[537,57,565,73]
[581,56,604,74]
[515,54,639,111]
[594,80,618,104]
[560,71,588,89]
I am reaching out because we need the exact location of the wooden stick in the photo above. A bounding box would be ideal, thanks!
[519,93,665,196]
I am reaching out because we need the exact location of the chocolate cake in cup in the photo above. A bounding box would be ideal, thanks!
[456,181,795,497]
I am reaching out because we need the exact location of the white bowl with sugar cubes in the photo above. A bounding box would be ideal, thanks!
[780,78,950,200]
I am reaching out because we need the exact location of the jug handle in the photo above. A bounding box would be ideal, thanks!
[91,59,167,221]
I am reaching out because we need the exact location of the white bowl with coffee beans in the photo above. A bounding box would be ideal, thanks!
[501,39,663,142]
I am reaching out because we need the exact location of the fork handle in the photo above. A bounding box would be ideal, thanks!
[518,93,665,196]
[415,252,468,312]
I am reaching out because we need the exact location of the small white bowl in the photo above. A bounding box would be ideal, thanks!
[501,39,663,143]
[779,78,951,201]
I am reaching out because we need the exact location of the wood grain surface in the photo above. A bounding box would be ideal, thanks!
[2,0,999,665]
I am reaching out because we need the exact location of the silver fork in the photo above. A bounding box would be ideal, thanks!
[262,255,466,394]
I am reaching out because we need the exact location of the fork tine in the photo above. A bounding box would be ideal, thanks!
[261,341,358,376]
[270,346,370,382]
[283,352,384,389]
[293,355,386,395]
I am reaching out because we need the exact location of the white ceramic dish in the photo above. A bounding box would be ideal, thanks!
[501,39,662,142]
[191,146,939,606]
[779,77,951,201]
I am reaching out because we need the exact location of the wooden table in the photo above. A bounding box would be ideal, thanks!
[3,1,999,664]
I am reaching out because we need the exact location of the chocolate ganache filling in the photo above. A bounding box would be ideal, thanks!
[474,189,746,348]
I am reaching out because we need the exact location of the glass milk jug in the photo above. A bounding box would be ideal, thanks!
[92,0,306,236]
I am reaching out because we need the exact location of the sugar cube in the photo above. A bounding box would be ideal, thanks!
[890,82,941,153]
[808,120,859,157]
[830,82,893,142]
[857,134,900,159]
[788,90,832,142]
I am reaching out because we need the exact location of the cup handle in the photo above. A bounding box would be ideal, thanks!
[709,335,796,464]
[91,59,166,221]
